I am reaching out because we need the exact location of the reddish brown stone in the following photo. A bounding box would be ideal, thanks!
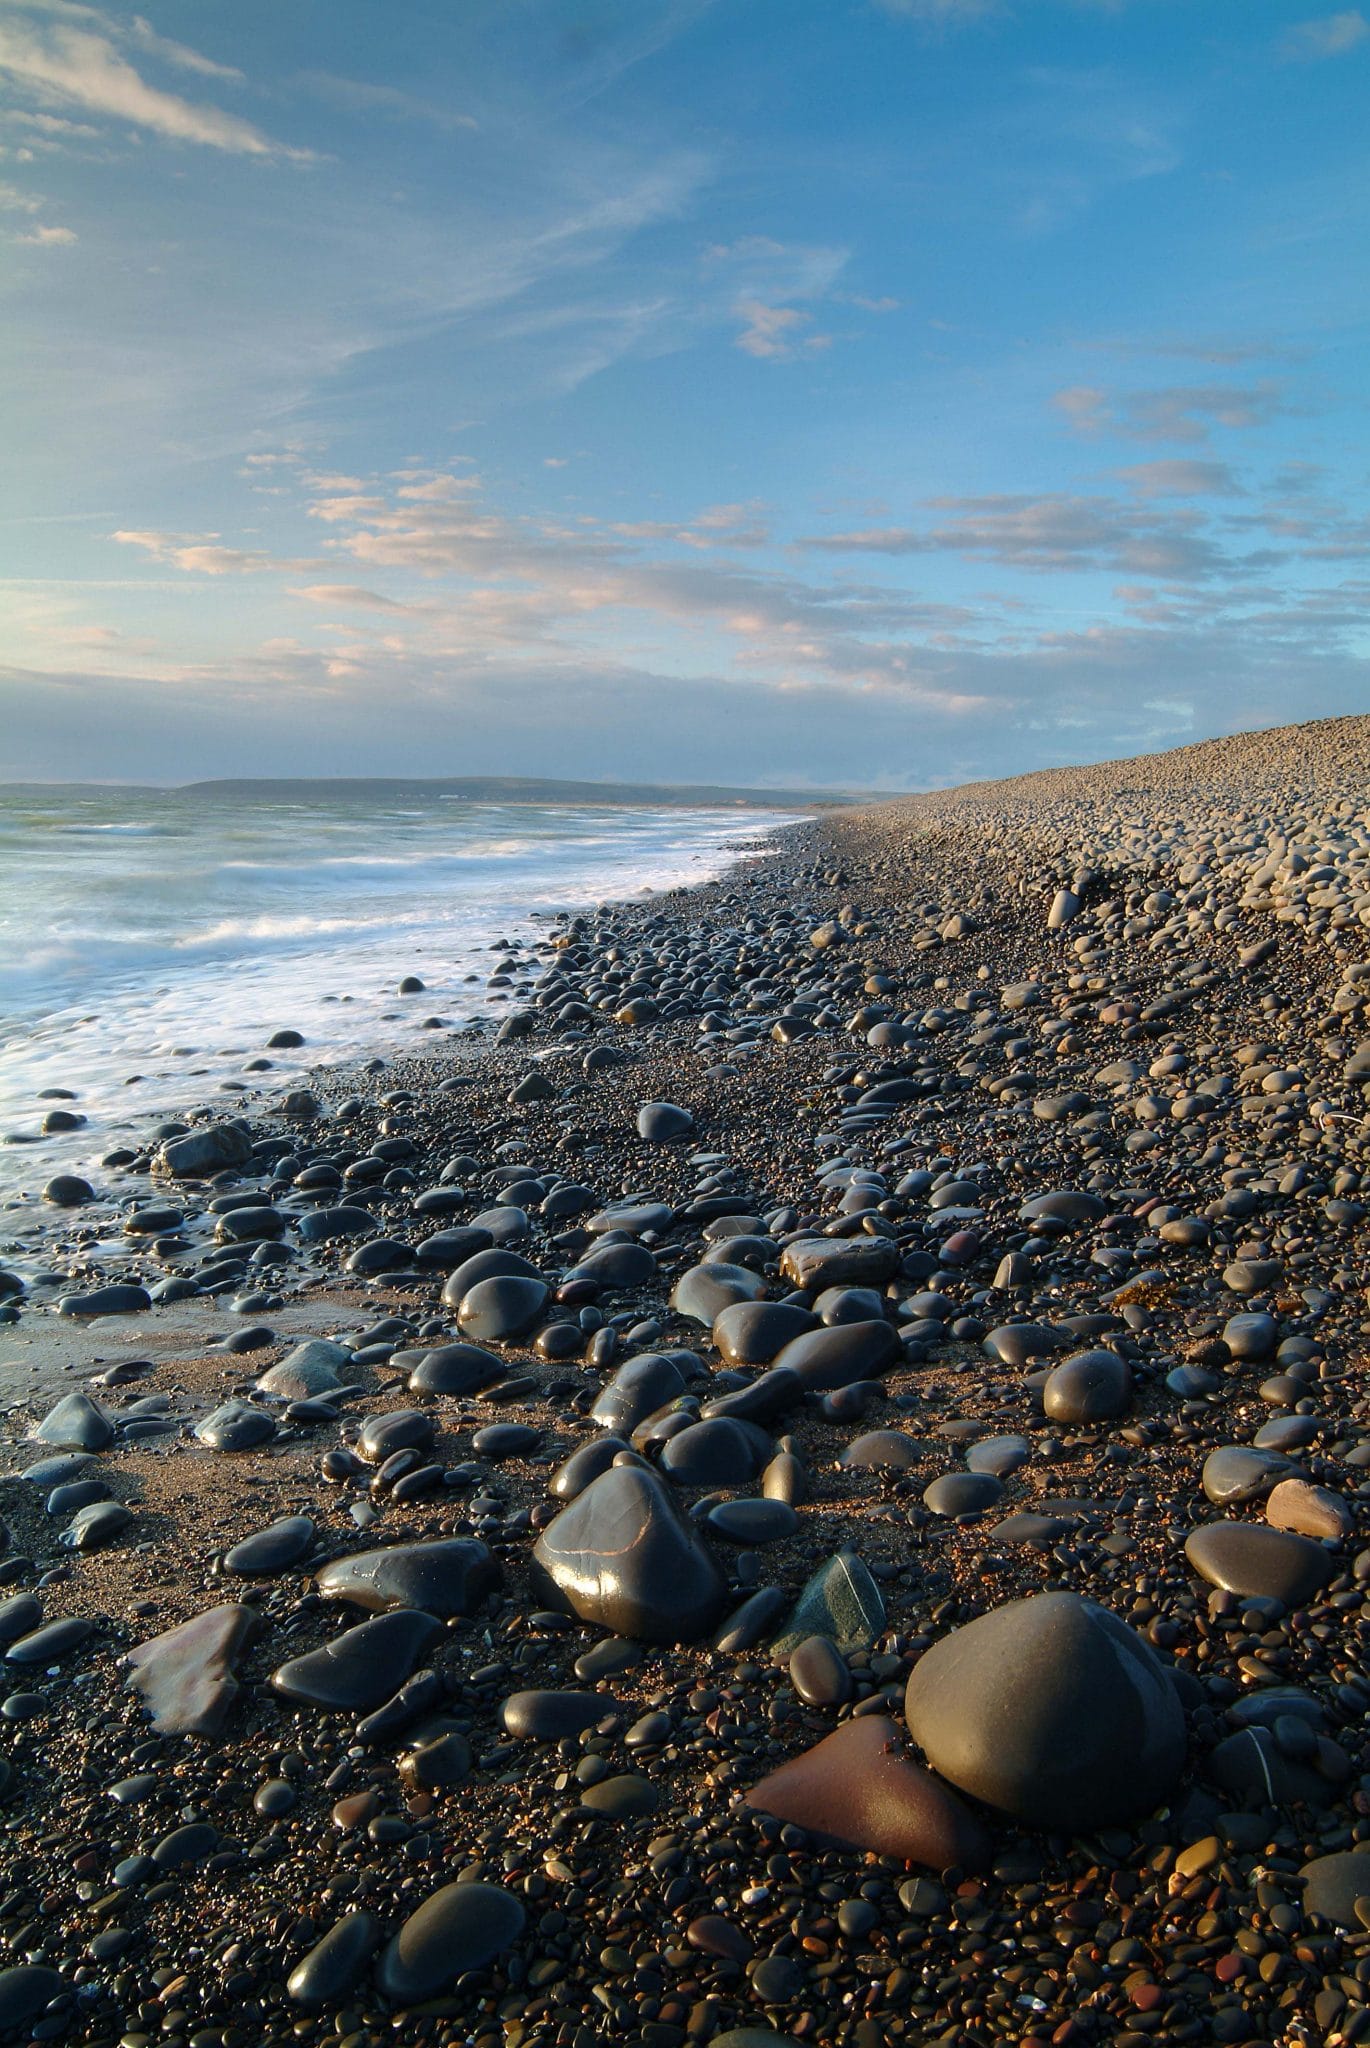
[124,1603,254,1738]
[741,1714,989,1870]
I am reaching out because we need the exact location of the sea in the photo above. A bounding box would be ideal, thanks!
[0,786,800,1204]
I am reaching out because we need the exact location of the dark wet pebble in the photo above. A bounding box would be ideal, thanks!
[923,1471,1004,1518]
[223,1515,315,1575]
[789,1633,852,1706]
[30,1392,113,1451]
[315,1538,501,1617]
[1184,1520,1333,1604]
[500,1690,618,1739]
[195,1401,276,1452]
[377,1882,525,2002]
[271,1610,442,1711]
[706,1497,797,1543]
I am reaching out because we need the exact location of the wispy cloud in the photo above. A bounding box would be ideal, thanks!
[298,70,477,132]
[112,530,318,575]
[289,583,418,611]
[1278,11,1369,61]
[1054,380,1286,443]
[734,300,832,360]
[0,12,309,158]
[704,236,847,361]
[874,0,1004,22]
[16,219,75,243]
[125,15,243,83]
[801,492,1233,579]
[1117,459,1242,498]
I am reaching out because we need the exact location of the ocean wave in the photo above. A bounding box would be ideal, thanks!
[0,907,453,1009]
[53,821,183,837]
[217,840,543,878]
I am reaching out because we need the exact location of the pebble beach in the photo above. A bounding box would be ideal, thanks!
[4,711,1370,2048]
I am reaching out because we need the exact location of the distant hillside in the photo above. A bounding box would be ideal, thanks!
[170,775,860,808]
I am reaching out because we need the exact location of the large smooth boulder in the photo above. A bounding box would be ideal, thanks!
[904,1591,1186,1832]
[529,1464,726,1642]
[1041,1349,1131,1424]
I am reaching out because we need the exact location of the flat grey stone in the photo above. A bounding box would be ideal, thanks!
[286,1911,380,2010]
[779,1237,899,1290]
[457,1274,549,1342]
[590,1353,688,1433]
[59,1500,131,1551]
[769,1551,885,1660]
[195,1401,276,1452]
[1184,1521,1332,1605]
[223,1516,315,1575]
[670,1263,767,1324]
[255,1339,349,1401]
[771,1320,899,1390]
[125,1604,255,1736]
[1042,1349,1131,1423]
[30,1393,113,1451]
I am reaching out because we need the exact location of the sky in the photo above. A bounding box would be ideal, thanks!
[0,0,1367,790]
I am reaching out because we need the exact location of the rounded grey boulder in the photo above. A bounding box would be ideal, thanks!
[904,1590,1185,1832]
[636,1101,694,1142]
[1041,1349,1131,1424]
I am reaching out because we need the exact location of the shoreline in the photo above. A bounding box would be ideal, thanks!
[1,719,1370,2046]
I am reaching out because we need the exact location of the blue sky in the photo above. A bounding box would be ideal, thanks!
[0,0,1367,788]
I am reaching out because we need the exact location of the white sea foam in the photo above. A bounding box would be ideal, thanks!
[0,789,799,1197]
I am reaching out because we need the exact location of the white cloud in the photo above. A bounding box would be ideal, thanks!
[112,529,317,574]
[1117,460,1242,498]
[800,492,1233,579]
[1279,11,1369,60]
[735,300,831,360]
[289,583,416,611]
[16,220,75,243]
[0,16,309,158]
[126,16,243,83]
[1055,380,1286,444]
[298,70,477,132]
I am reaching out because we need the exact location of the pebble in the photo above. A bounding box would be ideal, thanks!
[270,1609,442,1710]
[377,1881,526,2001]
[1184,1520,1333,1603]
[315,1538,501,1616]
